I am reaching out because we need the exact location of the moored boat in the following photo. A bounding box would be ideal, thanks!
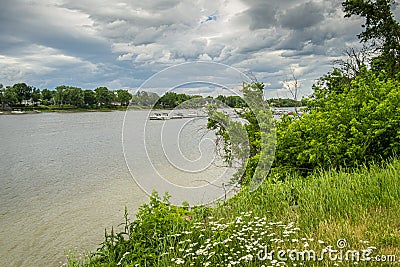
[149,112,169,120]
[11,109,26,114]
[170,113,184,119]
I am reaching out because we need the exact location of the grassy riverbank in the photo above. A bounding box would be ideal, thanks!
[66,158,400,266]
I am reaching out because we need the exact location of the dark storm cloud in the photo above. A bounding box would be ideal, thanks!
[245,4,278,30]
[0,0,109,59]
[278,1,325,30]
[0,0,384,98]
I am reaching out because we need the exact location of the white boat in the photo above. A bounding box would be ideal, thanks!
[149,112,169,120]
[170,113,184,119]
[11,110,26,114]
[186,112,198,118]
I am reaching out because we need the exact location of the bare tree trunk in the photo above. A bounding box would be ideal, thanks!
[284,68,300,114]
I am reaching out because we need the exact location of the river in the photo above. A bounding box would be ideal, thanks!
[0,110,233,266]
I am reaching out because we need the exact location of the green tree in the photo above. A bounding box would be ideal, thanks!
[84,90,96,106]
[157,92,178,108]
[12,83,32,104]
[267,98,303,107]
[226,95,246,108]
[109,90,117,105]
[215,95,226,105]
[275,68,400,177]
[41,89,53,102]
[215,95,247,108]
[55,85,67,105]
[116,89,132,106]
[306,68,349,110]
[342,0,400,76]
[132,91,160,106]
[207,82,276,187]
[64,86,84,106]
[95,87,111,106]
[1,86,18,109]
[155,92,198,108]
[31,87,41,104]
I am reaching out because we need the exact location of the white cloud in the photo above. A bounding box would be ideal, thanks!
[0,44,98,86]
[198,53,212,61]
[1,0,386,96]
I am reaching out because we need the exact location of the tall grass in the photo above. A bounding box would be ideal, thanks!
[229,159,400,225]
[66,159,400,266]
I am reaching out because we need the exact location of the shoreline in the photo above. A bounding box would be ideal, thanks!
[0,106,150,115]
[0,106,298,115]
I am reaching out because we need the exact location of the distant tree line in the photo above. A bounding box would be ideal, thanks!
[0,83,133,110]
[0,82,305,111]
[266,98,306,108]
[215,95,247,108]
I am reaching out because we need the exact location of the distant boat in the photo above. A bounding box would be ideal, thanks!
[170,112,184,119]
[11,109,26,114]
[149,112,169,120]
[186,112,198,118]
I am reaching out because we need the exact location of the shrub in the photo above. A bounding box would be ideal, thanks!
[89,191,193,266]
[274,68,400,175]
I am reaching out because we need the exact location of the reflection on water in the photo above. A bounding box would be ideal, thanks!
[123,109,237,206]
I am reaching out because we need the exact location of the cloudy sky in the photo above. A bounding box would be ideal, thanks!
[1,0,399,98]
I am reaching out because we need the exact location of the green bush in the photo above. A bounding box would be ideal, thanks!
[88,191,193,266]
[275,68,400,175]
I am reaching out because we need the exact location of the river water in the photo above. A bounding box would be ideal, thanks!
[0,110,233,266]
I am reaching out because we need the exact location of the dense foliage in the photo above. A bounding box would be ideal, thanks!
[275,68,400,176]
[266,98,305,108]
[207,82,276,188]
[215,95,247,108]
[274,0,400,176]
[343,0,400,77]
[205,65,399,182]
[78,192,202,266]
[0,83,133,109]
[154,92,202,109]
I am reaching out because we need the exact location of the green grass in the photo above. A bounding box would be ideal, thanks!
[65,159,400,266]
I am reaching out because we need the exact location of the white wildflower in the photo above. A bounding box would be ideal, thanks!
[175,258,184,265]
